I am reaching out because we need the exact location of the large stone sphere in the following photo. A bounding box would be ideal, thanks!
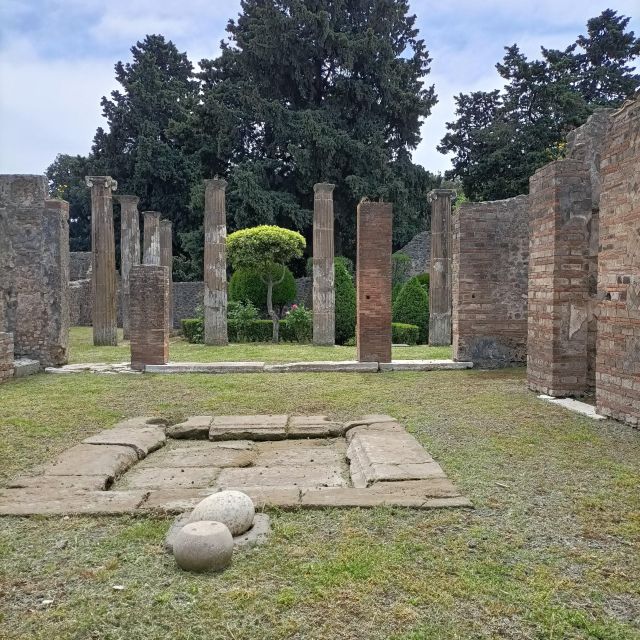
[188,490,255,536]
[173,521,234,572]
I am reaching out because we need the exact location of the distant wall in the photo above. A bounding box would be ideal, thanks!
[0,331,14,382]
[70,251,92,280]
[397,230,431,277]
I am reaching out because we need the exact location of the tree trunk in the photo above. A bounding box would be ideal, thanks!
[266,279,279,343]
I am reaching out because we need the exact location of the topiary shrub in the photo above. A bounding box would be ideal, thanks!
[415,272,430,292]
[392,276,429,343]
[182,318,204,343]
[392,322,419,345]
[229,267,296,312]
[335,261,356,345]
[392,251,412,288]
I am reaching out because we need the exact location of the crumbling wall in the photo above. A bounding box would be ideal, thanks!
[596,98,640,426]
[452,196,529,368]
[0,332,14,382]
[70,251,92,280]
[0,175,69,366]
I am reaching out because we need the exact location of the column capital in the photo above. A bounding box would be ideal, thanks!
[142,210,161,218]
[160,219,172,229]
[85,176,117,191]
[314,182,336,195]
[204,178,228,191]
[427,189,456,203]
[115,194,139,206]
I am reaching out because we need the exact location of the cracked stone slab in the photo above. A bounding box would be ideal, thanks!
[215,464,348,490]
[43,444,139,481]
[378,360,473,371]
[145,362,265,374]
[0,489,148,516]
[120,466,221,490]
[364,478,460,498]
[345,421,404,444]
[286,415,347,438]
[344,415,397,430]
[7,474,111,491]
[299,488,473,509]
[83,421,166,459]
[264,361,379,373]
[140,443,255,469]
[209,415,288,441]
[166,416,213,439]
[254,439,346,467]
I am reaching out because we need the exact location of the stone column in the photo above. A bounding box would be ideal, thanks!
[86,176,118,346]
[203,179,228,345]
[143,211,161,266]
[428,189,455,346]
[160,219,173,330]
[116,195,140,340]
[312,183,336,346]
[356,201,393,363]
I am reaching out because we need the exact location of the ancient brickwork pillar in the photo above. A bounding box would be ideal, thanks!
[116,195,140,340]
[203,179,228,345]
[129,265,170,370]
[313,183,335,346]
[86,176,118,346]
[160,219,174,330]
[356,201,393,363]
[428,189,455,346]
[0,332,14,382]
[143,211,161,266]
[527,160,592,396]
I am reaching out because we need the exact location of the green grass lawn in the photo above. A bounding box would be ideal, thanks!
[0,359,638,639]
[68,327,453,364]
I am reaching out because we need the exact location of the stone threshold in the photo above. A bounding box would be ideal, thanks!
[537,395,605,420]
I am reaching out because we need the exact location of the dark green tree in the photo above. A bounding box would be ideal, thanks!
[197,0,438,254]
[334,260,356,345]
[439,10,640,201]
[392,276,429,344]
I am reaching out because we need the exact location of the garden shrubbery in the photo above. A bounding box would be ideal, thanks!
[228,266,296,312]
[335,261,356,344]
[392,276,429,343]
[392,322,419,345]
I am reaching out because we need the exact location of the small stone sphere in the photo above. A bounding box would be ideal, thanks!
[188,490,255,536]
[173,521,234,573]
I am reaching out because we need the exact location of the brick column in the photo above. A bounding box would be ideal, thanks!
[527,159,592,396]
[160,219,173,330]
[116,195,140,340]
[143,211,161,266]
[428,189,455,346]
[356,201,393,363]
[313,183,335,346]
[86,176,118,346]
[129,265,170,370]
[0,332,14,382]
[203,179,228,345]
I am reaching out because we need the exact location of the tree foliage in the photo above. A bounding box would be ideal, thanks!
[392,276,429,344]
[334,261,356,345]
[439,10,640,201]
[229,266,296,312]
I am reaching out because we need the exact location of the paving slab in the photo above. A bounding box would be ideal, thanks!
[209,415,288,441]
[120,466,221,490]
[254,439,346,467]
[145,362,265,374]
[83,423,166,459]
[379,359,473,371]
[0,489,148,516]
[345,421,404,444]
[7,474,111,491]
[286,415,347,438]
[538,395,606,419]
[364,478,460,497]
[138,488,213,513]
[344,415,397,430]
[264,361,379,373]
[166,416,213,439]
[141,443,255,469]
[215,464,348,490]
[43,444,139,481]
[299,488,472,509]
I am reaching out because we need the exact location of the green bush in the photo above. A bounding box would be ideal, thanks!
[228,300,259,342]
[392,282,404,304]
[392,276,429,343]
[306,255,354,278]
[335,261,356,344]
[416,272,430,292]
[283,304,312,342]
[392,251,412,287]
[392,322,419,345]
[229,266,296,312]
[182,318,204,344]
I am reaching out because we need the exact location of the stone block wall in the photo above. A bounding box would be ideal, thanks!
[0,175,69,366]
[173,281,204,328]
[452,196,529,367]
[129,265,169,370]
[397,230,432,277]
[356,201,392,363]
[0,332,14,382]
[596,98,640,426]
[70,251,92,280]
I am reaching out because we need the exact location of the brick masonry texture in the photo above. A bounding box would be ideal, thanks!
[357,201,393,363]
[596,98,640,426]
[453,196,529,368]
[129,265,170,370]
[0,331,14,382]
[0,175,69,366]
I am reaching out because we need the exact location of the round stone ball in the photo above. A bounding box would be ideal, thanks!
[173,521,233,573]
[188,490,255,536]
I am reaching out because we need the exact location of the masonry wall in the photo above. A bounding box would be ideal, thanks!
[70,251,92,280]
[0,332,14,382]
[452,196,529,368]
[596,98,640,426]
[0,175,69,366]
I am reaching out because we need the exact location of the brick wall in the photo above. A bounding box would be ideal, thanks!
[356,201,392,363]
[527,160,593,396]
[129,265,169,370]
[596,98,640,427]
[453,195,529,367]
[0,175,69,366]
[0,331,14,382]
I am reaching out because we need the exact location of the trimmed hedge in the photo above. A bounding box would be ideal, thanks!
[392,322,419,345]
[229,266,296,311]
[182,317,302,344]
[393,276,429,344]
[335,261,356,344]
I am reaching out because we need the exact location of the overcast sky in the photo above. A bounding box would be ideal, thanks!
[0,1,638,175]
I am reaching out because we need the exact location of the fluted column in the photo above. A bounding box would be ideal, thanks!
[160,219,173,330]
[204,179,228,345]
[143,211,161,266]
[86,175,118,346]
[313,183,336,346]
[116,195,140,340]
[428,189,455,346]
